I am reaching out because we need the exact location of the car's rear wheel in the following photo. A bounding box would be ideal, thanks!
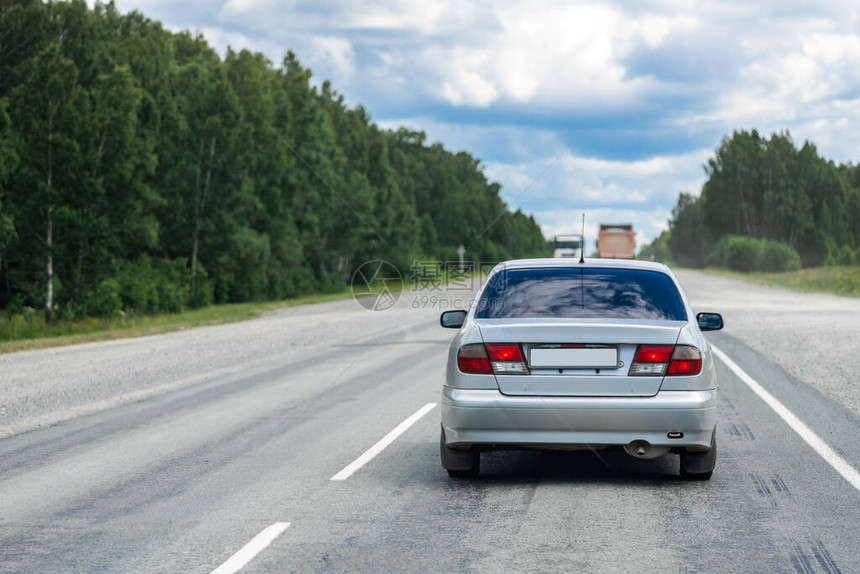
[440,429,480,478]
[680,428,716,480]
[447,465,480,479]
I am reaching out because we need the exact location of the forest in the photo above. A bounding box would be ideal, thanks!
[0,0,549,322]
[642,129,860,271]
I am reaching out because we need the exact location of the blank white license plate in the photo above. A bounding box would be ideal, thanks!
[529,347,618,368]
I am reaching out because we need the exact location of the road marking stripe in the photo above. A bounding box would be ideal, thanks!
[331,403,437,481]
[712,344,860,492]
[210,522,290,574]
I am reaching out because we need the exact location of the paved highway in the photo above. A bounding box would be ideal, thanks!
[0,270,858,573]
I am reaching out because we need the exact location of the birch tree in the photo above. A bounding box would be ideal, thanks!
[10,35,85,322]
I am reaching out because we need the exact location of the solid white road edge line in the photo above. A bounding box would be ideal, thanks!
[210,522,291,574]
[331,403,437,481]
[712,344,860,492]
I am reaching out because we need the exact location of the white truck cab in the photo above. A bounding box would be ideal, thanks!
[552,234,583,258]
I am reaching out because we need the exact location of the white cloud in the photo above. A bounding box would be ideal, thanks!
[221,0,280,14]
[429,46,499,107]
[178,25,282,60]
[99,0,860,243]
[337,0,456,33]
[218,0,465,35]
[375,115,567,163]
[309,36,356,80]
[415,2,699,108]
[208,0,706,109]
[631,14,698,49]
[677,28,860,163]
[377,115,709,245]
[485,147,711,246]
[485,148,711,209]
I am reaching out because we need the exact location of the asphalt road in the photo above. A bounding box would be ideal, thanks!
[0,270,858,573]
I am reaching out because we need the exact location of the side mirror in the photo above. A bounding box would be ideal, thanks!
[697,312,724,331]
[440,310,467,329]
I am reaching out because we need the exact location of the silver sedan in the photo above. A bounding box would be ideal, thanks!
[439,258,723,479]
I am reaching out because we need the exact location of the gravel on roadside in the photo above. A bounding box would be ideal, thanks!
[674,269,860,415]
[0,292,442,438]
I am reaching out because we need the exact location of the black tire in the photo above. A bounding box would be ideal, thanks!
[681,467,713,481]
[441,429,480,478]
[446,466,479,479]
[680,429,716,480]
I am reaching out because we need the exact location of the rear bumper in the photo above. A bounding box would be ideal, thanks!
[441,387,716,450]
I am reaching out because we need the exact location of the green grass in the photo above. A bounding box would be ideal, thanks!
[0,289,353,354]
[699,266,860,297]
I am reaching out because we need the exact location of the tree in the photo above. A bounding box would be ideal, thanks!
[669,193,706,267]
[160,34,240,302]
[692,129,860,268]
[0,98,17,273]
[9,26,91,321]
[0,2,549,319]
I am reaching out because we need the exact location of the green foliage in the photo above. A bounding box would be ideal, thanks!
[0,200,15,254]
[835,267,860,295]
[707,235,758,272]
[81,256,204,316]
[0,100,17,261]
[706,235,801,272]
[86,278,122,316]
[216,227,271,302]
[668,193,706,267]
[0,98,18,186]
[673,130,860,270]
[0,1,547,318]
[638,230,674,264]
[116,256,186,313]
[759,239,803,272]
[826,244,858,267]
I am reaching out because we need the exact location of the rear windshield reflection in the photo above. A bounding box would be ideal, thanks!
[475,268,686,320]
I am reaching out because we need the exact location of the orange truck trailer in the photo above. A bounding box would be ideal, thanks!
[597,224,636,258]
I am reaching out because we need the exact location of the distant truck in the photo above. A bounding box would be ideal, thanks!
[553,234,583,259]
[597,224,636,258]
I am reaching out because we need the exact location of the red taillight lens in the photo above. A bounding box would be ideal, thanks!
[457,343,492,374]
[629,344,702,376]
[633,345,673,363]
[485,344,524,362]
[667,345,702,375]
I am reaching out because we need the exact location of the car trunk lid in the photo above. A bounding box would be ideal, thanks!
[475,318,683,397]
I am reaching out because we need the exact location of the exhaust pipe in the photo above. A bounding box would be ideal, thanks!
[624,440,670,460]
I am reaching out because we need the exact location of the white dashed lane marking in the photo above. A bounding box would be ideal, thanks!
[210,522,291,574]
[331,403,437,481]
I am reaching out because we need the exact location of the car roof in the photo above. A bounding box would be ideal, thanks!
[490,258,672,273]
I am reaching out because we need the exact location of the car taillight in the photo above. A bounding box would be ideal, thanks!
[457,344,492,374]
[667,345,702,375]
[630,344,702,376]
[485,343,530,375]
[630,345,673,375]
[457,343,529,375]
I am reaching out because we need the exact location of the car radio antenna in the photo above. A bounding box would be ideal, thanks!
[579,213,586,264]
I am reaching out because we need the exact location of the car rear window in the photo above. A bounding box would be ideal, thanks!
[475,267,687,320]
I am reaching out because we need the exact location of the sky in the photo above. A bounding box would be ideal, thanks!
[91,0,860,249]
